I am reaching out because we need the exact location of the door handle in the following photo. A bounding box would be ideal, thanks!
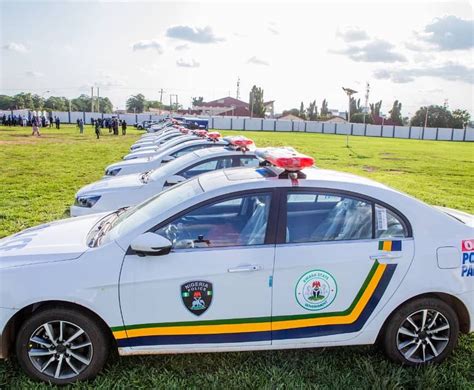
[228,265,262,273]
[370,254,401,262]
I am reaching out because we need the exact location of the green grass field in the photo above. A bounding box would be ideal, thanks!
[0,124,473,388]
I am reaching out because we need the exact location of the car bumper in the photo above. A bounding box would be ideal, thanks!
[0,307,17,359]
[70,205,99,217]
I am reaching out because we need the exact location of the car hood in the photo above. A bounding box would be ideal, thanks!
[77,174,143,196]
[0,213,106,269]
[106,157,154,171]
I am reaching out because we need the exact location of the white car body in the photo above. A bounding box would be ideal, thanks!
[1,166,472,365]
[71,148,259,216]
[104,139,228,178]
[130,130,185,151]
[123,135,204,160]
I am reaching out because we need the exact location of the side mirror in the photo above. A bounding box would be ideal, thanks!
[161,155,176,163]
[164,175,186,186]
[130,232,172,256]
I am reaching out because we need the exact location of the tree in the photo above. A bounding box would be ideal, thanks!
[320,99,329,117]
[249,85,265,118]
[126,94,147,113]
[410,105,453,128]
[389,100,403,125]
[351,112,373,124]
[98,97,113,113]
[147,100,164,110]
[370,100,382,118]
[0,95,14,110]
[192,96,204,106]
[349,97,363,115]
[306,100,318,121]
[44,96,67,111]
[13,93,34,109]
[31,94,44,111]
[71,94,92,112]
[281,108,300,117]
[299,102,306,120]
[451,109,470,129]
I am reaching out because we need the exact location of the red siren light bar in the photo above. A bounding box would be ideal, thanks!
[207,131,221,140]
[256,147,314,172]
[179,127,189,134]
[193,129,208,137]
[224,136,254,150]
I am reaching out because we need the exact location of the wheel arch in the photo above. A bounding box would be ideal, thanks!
[1,300,117,359]
[376,292,471,343]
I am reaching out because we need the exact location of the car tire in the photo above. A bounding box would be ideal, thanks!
[15,306,110,385]
[382,297,459,366]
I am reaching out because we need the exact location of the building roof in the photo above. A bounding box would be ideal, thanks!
[278,114,304,121]
[199,96,249,108]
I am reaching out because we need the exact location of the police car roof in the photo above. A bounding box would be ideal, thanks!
[198,166,392,193]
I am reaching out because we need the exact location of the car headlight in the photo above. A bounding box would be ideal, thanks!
[75,195,101,208]
[105,167,122,176]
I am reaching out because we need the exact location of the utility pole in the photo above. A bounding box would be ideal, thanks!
[96,87,100,113]
[424,106,429,128]
[342,87,358,147]
[159,88,164,104]
[250,90,254,118]
[363,82,370,124]
[91,87,94,112]
[236,77,240,100]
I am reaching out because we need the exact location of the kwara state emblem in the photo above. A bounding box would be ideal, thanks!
[295,270,337,311]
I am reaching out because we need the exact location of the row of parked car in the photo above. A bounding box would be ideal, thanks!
[0,117,472,384]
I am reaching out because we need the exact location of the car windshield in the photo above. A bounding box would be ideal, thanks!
[104,177,203,242]
[148,151,200,181]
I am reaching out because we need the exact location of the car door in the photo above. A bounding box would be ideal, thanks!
[271,188,414,345]
[118,190,277,351]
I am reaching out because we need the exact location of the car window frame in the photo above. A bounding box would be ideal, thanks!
[145,188,280,250]
[176,156,233,177]
[276,187,412,245]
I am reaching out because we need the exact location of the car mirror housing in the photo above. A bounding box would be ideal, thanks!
[164,175,186,186]
[130,232,172,256]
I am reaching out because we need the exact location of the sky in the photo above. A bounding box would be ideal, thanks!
[0,0,473,117]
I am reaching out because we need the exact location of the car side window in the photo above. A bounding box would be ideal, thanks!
[178,157,233,179]
[155,193,272,249]
[235,156,259,167]
[171,144,207,158]
[375,205,408,238]
[286,192,372,243]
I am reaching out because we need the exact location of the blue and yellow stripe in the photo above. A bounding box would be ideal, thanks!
[113,261,396,347]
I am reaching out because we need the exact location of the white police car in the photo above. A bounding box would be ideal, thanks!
[0,148,472,384]
[123,132,216,161]
[104,134,230,178]
[71,139,258,216]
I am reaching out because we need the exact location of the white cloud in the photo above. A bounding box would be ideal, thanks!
[416,16,474,51]
[25,71,43,78]
[166,25,224,44]
[332,39,406,63]
[132,39,163,53]
[374,62,473,84]
[176,58,200,68]
[3,42,28,53]
[337,27,369,42]
[247,56,270,66]
[175,44,189,51]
